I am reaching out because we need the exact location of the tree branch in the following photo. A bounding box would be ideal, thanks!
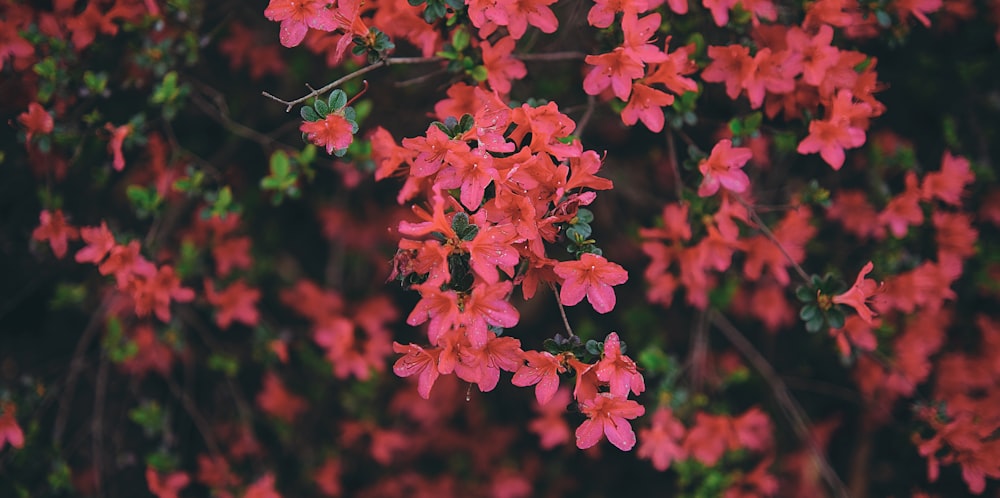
[262,56,444,112]
[709,310,850,498]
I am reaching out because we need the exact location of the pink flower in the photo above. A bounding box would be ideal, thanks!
[264,0,338,47]
[638,408,686,470]
[554,253,628,314]
[833,261,881,324]
[301,113,355,155]
[512,350,566,404]
[697,139,753,197]
[32,209,79,259]
[575,393,646,451]
[146,467,190,498]
[75,222,116,264]
[392,342,441,399]
[0,402,24,451]
[595,332,645,398]
[621,82,675,132]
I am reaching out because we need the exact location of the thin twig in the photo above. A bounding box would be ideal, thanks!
[164,375,223,456]
[709,310,850,498]
[515,51,587,61]
[262,56,443,112]
[688,310,709,392]
[574,94,596,138]
[549,282,576,338]
[737,196,812,283]
[54,298,111,443]
[394,67,448,88]
[665,129,684,200]
[91,355,109,496]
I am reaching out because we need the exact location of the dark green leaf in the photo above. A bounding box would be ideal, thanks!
[328,89,347,110]
[300,106,320,122]
[799,304,820,321]
[314,99,329,117]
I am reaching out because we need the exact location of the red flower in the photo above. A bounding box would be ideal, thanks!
[131,265,195,322]
[797,90,872,170]
[512,350,566,404]
[584,48,646,101]
[301,113,355,155]
[32,209,79,259]
[833,261,881,324]
[256,372,307,423]
[18,103,53,143]
[461,281,520,348]
[146,467,190,498]
[313,457,342,497]
[0,402,24,451]
[245,472,282,498]
[575,393,646,451]
[595,332,645,398]
[554,253,628,314]
[638,408,686,470]
[75,222,116,264]
[922,151,974,206]
[697,139,753,197]
[105,123,132,171]
[480,36,526,95]
[530,388,572,448]
[264,0,338,47]
[621,82,675,132]
[205,279,261,329]
[392,342,441,399]
[878,172,923,238]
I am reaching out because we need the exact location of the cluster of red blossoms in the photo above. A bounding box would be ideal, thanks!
[364,83,648,449]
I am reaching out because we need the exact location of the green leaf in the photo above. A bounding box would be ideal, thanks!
[744,111,762,133]
[270,150,291,178]
[576,208,594,224]
[458,114,474,134]
[827,308,846,329]
[566,223,591,242]
[728,118,743,136]
[343,106,357,122]
[470,65,488,82]
[805,316,826,333]
[300,106,320,122]
[585,340,603,356]
[452,29,470,52]
[543,338,560,354]
[314,98,330,117]
[329,89,348,110]
[799,304,819,321]
[795,285,815,302]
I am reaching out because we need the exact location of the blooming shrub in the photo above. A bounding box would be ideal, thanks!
[2,0,1000,496]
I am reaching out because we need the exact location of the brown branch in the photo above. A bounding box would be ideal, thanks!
[737,196,812,283]
[164,375,223,457]
[665,129,684,200]
[515,51,587,61]
[709,310,850,498]
[549,282,576,338]
[573,94,596,139]
[262,56,444,112]
[91,355,109,496]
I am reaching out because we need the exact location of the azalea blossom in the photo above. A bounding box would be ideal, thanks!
[833,261,881,324]
[554,253,628,314]
[301,112,355,155]
[697,139,753,197]
[575,393,645,451]
[264,0,338,47]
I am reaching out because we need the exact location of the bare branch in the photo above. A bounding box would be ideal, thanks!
[262,56,444,112]
[737,196,812,283]
[709,310,850,498]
